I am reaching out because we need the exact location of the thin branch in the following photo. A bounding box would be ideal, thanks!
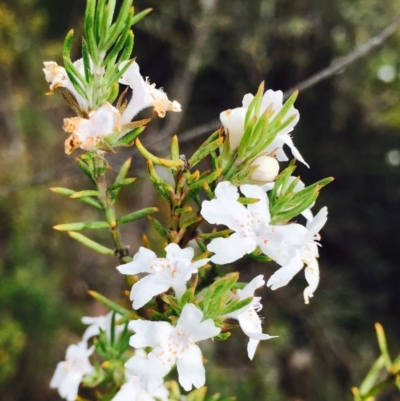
[162,0,219,136]
[283,16,400,97]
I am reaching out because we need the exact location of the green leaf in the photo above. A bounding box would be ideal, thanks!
[198,229,233,240]
[49,187,75,196]
[116,157,132,182]
[106,0,116,27]
[240,109,270,160]
[102,0,133,52]
[189,132,223,167]
[147,160,174,202]
[147,216,169,241]
[70,190,100,198]
[54,221,109,231]
[375,323,392,370]
[136,138,184,169]
[221,297,252,316]
[181,216,203,230]
[186,387,207,401]
[170,135,180,160]
[160,294,181,314]
[63,29,74,59]
[118,30,135,63]
[94,0,107,44]
[63,57,88,99]
[186,168,222,198]
[244,81,264,128]
[359,356,386,394]
[102,22,132,67]
[112,126,145,147]
[214,332,231,341]
[76,157,96,184]
[269,90,299,132]
[81,38,92,83]
[131,8,153,26]
[84,0,99,64]
[180,285,196,307]
[203,273,239,318]
[116,207,158,225]
[107,81,120,104]
[50,187,102,209]
[68,231,114,255]
[150,310,171,322]
[88,290,132,317]
[107,177,136,194]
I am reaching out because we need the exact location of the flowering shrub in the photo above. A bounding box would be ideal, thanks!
[44,1,335,400]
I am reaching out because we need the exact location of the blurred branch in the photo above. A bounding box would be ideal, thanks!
[283,16,400,97]
[162,0,219,136]
[1,15,400,197]
[153,15,400,149]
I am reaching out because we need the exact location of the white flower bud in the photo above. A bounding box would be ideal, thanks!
[219,107,246,151]
[250,155,279,182]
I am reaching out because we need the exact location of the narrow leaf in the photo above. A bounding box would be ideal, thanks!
[116,207,158,225]
[131,8,153,26]
[54,221,109,231]
[68,231,114,255]
[375,322,392,370]
[88,290,131,316]
[70,190,100,199]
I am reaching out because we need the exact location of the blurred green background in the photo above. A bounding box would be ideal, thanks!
[1,0,400,400]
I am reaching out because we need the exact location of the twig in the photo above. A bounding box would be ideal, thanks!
[162,0,219,136]
[283,16,400,97]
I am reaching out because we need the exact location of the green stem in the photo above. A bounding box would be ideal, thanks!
[169,170,186,243]
[93,155,130,264]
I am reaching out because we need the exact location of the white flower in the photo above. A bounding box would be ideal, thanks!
[200,182,307,265]
[63,102,121,154]
[111,375,169,401]
[117,244,209,310]
[219,107,247,151]
[81,311,124,342]
[43,60,90,111]
[267,207,328,303]
[126,304,221,392]
[250,155,279,182]
[219,89,306,165]
[50,341,94,401]
[119,61,181,123]
[221,275,276,359]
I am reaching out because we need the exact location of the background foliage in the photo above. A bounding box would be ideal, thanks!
[1,0,400,400]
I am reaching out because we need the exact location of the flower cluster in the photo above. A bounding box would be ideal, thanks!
[46,1,332,400]
[43,59,180,154]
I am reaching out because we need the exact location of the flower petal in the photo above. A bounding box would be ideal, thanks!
[176,344,205,391]
[266,254,304,290]
[129,321,173,348]
[117,247,156,275]
[208,234,256,265]
[130,274,171,310]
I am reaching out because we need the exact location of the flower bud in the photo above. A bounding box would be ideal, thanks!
[220,107,246,151]
[250,155,279,182]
